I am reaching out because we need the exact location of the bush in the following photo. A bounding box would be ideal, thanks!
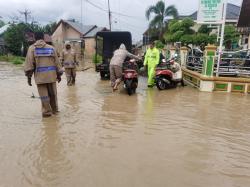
[0,55,25,65]
[0,55,9,61]
[155,40,164,49]
[92,54,103,64]
[12,57,24,65]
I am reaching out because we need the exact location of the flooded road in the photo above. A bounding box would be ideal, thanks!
[1,61,250,187]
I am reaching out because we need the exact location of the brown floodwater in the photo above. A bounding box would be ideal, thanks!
[0,61,250,187]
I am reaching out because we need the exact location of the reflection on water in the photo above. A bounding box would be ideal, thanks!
[0,62,250,187]
[20,117,72,187]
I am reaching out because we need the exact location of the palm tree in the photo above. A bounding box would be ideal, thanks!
[146,0,178,39]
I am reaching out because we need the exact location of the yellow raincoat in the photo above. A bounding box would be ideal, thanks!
[143,47,160,86]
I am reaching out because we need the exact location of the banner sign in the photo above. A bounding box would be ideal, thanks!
[197,0,225,23]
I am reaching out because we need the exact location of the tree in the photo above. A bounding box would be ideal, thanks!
[180,34,194,45]
[43,22,57,35]
[155,40,164,49]
[4,23,30,56]
[224,25,240,50]
[164,18,217,48]
[198,25,212,34]
[164,18,194,44]
[0,20,5,27]
[146,0,178,40]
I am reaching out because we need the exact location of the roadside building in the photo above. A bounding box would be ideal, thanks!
[52,19,108,63]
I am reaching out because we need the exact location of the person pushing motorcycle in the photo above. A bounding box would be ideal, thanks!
[109,43,140,91]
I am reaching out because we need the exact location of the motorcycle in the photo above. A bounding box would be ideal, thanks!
[155,59,183,90]
[123,59,138,95]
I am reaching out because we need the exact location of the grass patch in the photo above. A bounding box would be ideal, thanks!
[0,55,25,65]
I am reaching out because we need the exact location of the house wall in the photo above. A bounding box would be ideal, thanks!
[52,22,97,64]
[84,38,96,61]
[52,22,84,61]
[64,26,81,40]
[52,23,64,53]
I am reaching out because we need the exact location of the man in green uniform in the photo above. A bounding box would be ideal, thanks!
[143,42,160,87]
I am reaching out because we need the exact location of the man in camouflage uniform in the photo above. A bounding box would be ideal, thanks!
[61,43,78,86]
[24,32,63,118]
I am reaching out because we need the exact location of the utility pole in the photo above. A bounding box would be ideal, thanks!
[216,1,227,77]
[81,0,83,27]
[108,0,112,31]
[19,9,31,24]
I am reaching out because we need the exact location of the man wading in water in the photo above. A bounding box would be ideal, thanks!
[24,32,63,118]
[61,43,78,86]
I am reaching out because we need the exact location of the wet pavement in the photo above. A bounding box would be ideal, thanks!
[1,61,250,187]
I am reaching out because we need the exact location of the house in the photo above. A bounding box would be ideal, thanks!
[0,24,10,54]
[180,3,241,24]
[52,19,108,61]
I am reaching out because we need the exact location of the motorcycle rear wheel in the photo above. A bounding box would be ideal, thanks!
[156,77,171,90]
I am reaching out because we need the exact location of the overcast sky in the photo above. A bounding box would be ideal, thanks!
[0,0,242,42]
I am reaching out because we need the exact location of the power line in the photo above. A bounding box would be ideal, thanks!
[113,15,145,30]
[112,11,144,20]
[85,0,144,21]
[85,0,107,12]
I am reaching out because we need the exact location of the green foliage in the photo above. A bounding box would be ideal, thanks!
[193,33,209,45]
[4,23,29,56]
[181,18,194,32]
[180,34,194,45]
[12,56,25,64]
[169,21,182,33]
[164,18,219,48]
[42,22,57,35]
[92,54,103,64]
[0,55,9,61]
[209,34,217,45]
[164,18,194,43]
[3,22,58,56]
[0,55,25,65]
[145,0,178,40]
[224,25,240,49]
[198,25,212,34]
[155,40,164,49]
[0,20,5,28]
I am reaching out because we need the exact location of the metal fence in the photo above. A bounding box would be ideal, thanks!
[186,49,250,77]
